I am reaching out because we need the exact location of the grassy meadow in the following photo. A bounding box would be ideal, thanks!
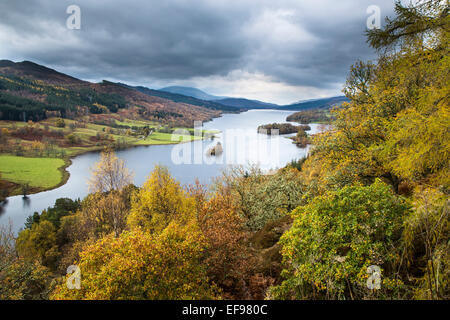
[0,117,216,196]
[0,155,66,195]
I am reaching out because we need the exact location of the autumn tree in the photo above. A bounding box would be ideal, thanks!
[0,258,52,300]
[88,149,134,193]
[127,166,197,234]
[52,221,215,299]
[198,189,255,299]
[303,0,449,192]
[0,221,15,268]
[1,222,52,300]
[296,2,450,300]
[367,0,449,52]
[51,166,217,299]
[403,188,449,299]
[52,167,217,300]
[78,187,135,238]
[15,220,59,270]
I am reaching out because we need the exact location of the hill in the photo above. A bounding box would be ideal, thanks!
[213,97,279,109]
[120,84,241,112]
[278,96,349,110]
[0,60,85,85]
[0,60,223,127]
[160,85,279,109]
[160,86,223,101]
[0,60,349,126]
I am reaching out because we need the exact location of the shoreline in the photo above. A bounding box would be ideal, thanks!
[0,128,221,199]
[0,109,293,199]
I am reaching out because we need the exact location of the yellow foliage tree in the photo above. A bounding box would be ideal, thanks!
[127,166,197,234]
[88,149,134,193]
[51,223,215,299]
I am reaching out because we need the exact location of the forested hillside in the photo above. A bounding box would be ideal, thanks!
[278,96,349,111]
[120,83,241,112]
[0,61,225,126]
[274,1,449,299]
[0,1,448,300]
[0,62,223,197]
[213,97,279,109]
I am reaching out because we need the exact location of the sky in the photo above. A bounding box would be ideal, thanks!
[0,0,398,104]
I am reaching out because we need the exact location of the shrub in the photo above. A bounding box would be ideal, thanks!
[55,118,65,128]
[271,180,410,300]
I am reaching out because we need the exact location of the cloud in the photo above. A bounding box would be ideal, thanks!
[0,0,396,103]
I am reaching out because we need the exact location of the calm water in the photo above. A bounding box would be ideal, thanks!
[0,109,323,233]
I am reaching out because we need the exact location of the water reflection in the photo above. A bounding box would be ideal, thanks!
[22,196,31,209]
[0,200,6,217]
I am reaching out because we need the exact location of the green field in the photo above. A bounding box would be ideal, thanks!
[0,156,66,190]
[134,132,203,145]
[0,118,218,196]
[115,119,158,127]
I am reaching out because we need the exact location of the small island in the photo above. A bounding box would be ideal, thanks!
[257,123,310,135]
[289,127,311,148]
[258,123,312,148]
[207,142,223,156]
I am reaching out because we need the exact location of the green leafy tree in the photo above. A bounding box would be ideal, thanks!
[219,166,306,231]
[16,220,59,270]
[271,180,410,300]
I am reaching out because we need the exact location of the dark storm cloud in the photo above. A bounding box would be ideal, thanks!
[0,0,396,93]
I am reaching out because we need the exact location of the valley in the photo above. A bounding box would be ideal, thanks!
[0,0,447,303]
[0,61,226,198]
[0,60,340,199]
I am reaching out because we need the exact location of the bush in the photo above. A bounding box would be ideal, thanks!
[65,134,79,145]
[271,180,410,300]
[219,167,305,231]
[51,223,215,299]
[55,118,65,128]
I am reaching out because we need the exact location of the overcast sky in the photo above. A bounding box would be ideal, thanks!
[0,0,398,104]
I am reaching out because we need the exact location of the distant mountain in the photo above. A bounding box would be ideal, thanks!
[278,96,349,111]
[213,97,279,109]
[289,97,325,104]
[160,86,224,101]
[119,84,241,112]
[160,85,279,109]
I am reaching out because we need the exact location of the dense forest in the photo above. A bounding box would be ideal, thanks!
[0,1,448,300]
[0,75,127,121]
[0,66,225,128]
[286,109,332,124]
